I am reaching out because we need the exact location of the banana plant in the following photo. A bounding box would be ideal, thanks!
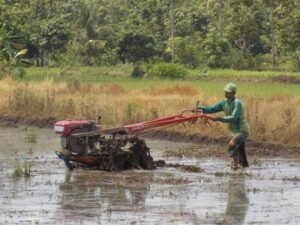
[0,26,28,78]
[7,48,28,77]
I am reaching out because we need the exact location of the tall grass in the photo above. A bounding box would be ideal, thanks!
[0,78,299,145]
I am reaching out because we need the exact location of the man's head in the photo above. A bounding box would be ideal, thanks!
[224,83,237,99]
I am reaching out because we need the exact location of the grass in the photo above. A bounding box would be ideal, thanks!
[0,66,300,146]
[22,66,300,97]
[24,128,37,143]
[22,65,132,82]
[24,66,300,82]
[189,68,300,78]
[13,161,31,178]
[194,81,300,97]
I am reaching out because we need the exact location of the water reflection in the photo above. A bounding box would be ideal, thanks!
[56,170,151,224]
[224,174,249,225]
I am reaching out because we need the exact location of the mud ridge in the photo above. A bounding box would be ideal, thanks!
[271,75,300,84]
[0,116,56,128]
[143,130,300,157]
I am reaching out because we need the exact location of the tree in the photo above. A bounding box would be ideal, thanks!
[117,33,157,63]
[267,0,277,68]
[39,18,70,66]
[202,29,231,68]
[1,0,299,70]
[269,0,300,70]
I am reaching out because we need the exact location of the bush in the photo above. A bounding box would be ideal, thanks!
[131,64,146,78]
[257,54,273,71]
[149,63,188,79]
[12,67,26,80]
[102,48,119,65]
[277,58,296,72]
[230,49,262,70]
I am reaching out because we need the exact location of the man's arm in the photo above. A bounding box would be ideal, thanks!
[198,100,225,114]
[218,100,242,123]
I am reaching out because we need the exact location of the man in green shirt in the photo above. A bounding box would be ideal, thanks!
[195,83,250,170]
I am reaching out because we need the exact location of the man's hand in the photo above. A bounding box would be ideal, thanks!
[207,116,219,122]
[191,108,200,113]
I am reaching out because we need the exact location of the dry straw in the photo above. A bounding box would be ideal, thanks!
[0,79,299,145]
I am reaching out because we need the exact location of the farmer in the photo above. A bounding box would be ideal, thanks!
[194,83,250,170]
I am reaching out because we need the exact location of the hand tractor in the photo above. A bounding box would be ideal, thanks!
[54,109,210,171]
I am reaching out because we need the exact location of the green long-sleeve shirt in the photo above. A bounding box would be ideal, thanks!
[199,98,250,136]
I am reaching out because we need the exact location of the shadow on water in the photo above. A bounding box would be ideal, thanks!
[223,174,249,225]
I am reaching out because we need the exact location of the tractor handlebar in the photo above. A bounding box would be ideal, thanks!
[179,108,203,116]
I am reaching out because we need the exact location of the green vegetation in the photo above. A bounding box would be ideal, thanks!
[189,69,300,78]
[20,67,300,97]
[149,63,188,79]
[13,161,32,178]
[25,128,37,144]
[0,0,299,78]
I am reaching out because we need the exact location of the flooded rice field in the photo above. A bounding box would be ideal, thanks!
[0,126,299,225]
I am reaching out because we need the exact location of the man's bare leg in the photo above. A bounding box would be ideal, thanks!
[229,140,239,170]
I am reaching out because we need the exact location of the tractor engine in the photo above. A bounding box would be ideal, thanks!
[54,120,101,155]
[54,119,155,170]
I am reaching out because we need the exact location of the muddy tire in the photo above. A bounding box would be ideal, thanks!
[129,137,155,170]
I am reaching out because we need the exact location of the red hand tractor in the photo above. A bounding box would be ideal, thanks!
[54,109,210,171]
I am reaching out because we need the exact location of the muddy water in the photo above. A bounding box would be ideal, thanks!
[0,126,299,225]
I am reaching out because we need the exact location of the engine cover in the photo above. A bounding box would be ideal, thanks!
[54,120,95,135]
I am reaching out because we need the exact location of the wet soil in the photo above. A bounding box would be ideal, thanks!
[145,130,300,157]
[0,126,300,225]
[1,116,299,157]
[0,116,57,128]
